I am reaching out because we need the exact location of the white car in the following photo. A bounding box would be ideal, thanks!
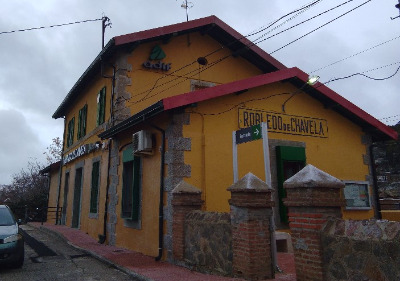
[0,205,24,268]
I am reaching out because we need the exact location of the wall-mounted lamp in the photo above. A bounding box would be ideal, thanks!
[281,74,320,112]
[307,75,320,85]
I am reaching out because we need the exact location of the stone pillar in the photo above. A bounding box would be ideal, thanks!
[227,173,275,280]
[283,164,345,281]
[171,181,203,262]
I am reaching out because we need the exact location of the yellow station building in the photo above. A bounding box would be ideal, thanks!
[47,16,398,260]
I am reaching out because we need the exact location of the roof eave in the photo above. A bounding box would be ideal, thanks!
[98,101,164,139]
[52,39,116,119]
[99,67,397,142]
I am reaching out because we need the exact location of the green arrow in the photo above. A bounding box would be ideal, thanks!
[252,124,262,140]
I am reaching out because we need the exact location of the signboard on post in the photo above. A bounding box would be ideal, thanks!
[232,123,270,185]
[235,124,262,144]
[232,122,276,269]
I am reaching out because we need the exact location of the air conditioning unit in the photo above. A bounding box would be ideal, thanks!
[132,130,153,155]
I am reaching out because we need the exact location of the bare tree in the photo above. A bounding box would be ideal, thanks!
[43,137,62,164]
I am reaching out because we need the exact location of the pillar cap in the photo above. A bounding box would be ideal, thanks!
[172,180,201,194]
[284,164,344,189]
[228,172,272,192]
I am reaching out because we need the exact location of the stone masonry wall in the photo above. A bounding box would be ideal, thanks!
[322,218,400,281]
[184,210,232,276]
[165,111,192,262]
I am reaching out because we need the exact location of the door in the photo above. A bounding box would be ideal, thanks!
[71,168,83,228]
[276,146,306,225]
[61,172,69,225]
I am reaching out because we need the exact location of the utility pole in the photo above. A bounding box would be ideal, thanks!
[102,16,112,49]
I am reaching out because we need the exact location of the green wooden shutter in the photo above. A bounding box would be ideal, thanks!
[67,117,75,147]
[90,161,100,213]
[77,109,82,139]
[121,147,141,221]
[97,87,106,126]
[276,146,306,224]
[77,104,87,140]
[131,157,141,221]
[82,104,87,137]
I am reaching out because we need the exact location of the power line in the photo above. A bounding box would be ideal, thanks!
[0,18,103,35]
[360,62,400,74]
[270,0,373,54]
[310,35,400,73]
[322,64,400,85]
[124,1,324,105]
[380,114,400,121]
[127,0,358,106]
[253,0,357,46]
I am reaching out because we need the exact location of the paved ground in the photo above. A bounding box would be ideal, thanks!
[30,222,296,281]
[0,224,136,281]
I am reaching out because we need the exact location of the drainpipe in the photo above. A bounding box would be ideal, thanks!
[55,117,66,225]
[369,143,382,219]
[150,124,166,261]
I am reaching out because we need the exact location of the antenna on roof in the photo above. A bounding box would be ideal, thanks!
[179,0,194,22]
[102,15,112,49]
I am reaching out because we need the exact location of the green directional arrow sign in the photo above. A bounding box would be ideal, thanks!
[235,124,262,144]
[251,124,261,140]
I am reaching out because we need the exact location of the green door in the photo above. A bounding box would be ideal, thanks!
[276,146,306,224]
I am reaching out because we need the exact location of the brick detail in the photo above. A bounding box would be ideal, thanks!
[172,191,203,261]
[283,167,345,281]
[228,175,275,280]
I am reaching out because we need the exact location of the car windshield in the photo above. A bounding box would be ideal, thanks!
[0,208,16,226]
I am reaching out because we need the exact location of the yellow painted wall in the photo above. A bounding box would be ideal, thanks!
[63,74,112,151]
[58,62,114,241]
[56,30,266,256]
[123,33,263,115]
[60,147,108,239]
[183,81,374,220]
[112,126,165,257]
[54,26,379,258]
[46,168,60,224]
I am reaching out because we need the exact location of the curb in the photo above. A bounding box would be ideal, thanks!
[28,223,153,281]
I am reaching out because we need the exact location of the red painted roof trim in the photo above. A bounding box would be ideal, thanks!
[162,67,397,141]
[114,15,285,70]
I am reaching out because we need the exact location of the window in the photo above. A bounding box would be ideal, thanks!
[276,146,306,224]
[97,87,106,126]
[71,166,83,228]
[90,161,100,214]
[67,117,75,147]
[343,181,371,210]
[121,147,141,221]
[77,104,87,140]
[61,171,70,225]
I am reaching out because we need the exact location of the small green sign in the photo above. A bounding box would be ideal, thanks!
[235,124,262,144]
[251,124,261,140]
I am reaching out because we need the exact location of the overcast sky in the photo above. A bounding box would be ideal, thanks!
[0,0,399,184]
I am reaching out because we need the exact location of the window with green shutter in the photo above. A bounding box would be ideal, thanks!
[67,117,75,147]
[121,147,141,221]
[77,104,87,140]
[96,87,106,126]
[90,161,100,214]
